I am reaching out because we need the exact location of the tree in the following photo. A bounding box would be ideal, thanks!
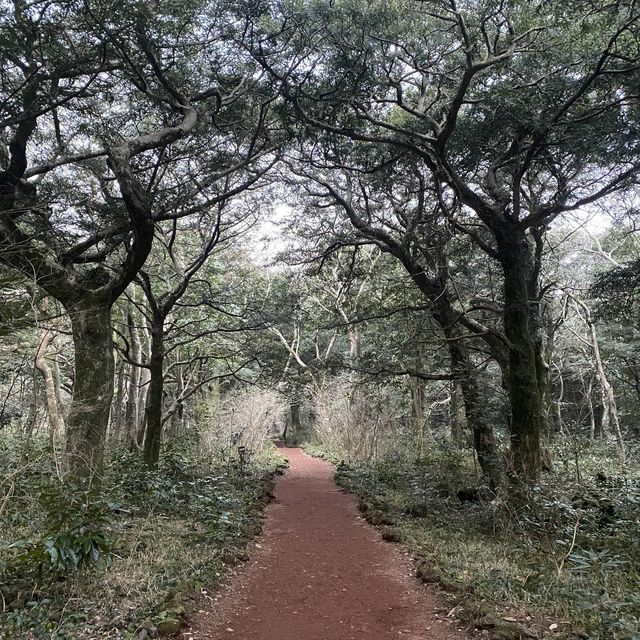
[247,0,640,480]
[135,188,270,468]
[283,156,504,487]
[0,0,271,480]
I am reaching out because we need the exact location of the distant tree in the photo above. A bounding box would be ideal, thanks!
[284,157,505,487]
[135,188,271,469]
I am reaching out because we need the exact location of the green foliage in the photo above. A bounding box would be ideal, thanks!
[0,269,34,338]
[8,483,112,574]
[0,435,285,639]
[565,548,640,639]
[592,260,640,326]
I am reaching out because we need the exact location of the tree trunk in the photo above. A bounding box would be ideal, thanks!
[137,333,152,445]
[553,365,565,437]
[538,313,556,467]
[24,378,38,441]
[447,338,503,490]
[289,402,301,444]
[291,401,302,434]
[497,227,544,481]
[412,379,425,458]
[169,362,185,439]
[408,265,503,488]
[125,309,143,449]
[34,327,65,446]
[53,359,65,419]
[63,298,114,482]
[450,380,467,445]
[143,318,165,469]
[584,375,597,440]
[347,326,362,418]
[349,327,361,364]
[111,354,126,445]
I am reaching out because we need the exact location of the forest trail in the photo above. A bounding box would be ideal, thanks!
[180,447,471,640]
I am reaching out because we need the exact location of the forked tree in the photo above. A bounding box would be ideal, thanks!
[0,0,271,480]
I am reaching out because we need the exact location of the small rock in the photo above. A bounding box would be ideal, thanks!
[157,618,181,637]
[133,620,159,639]
[416,560,439,584]
[381,527,402,543]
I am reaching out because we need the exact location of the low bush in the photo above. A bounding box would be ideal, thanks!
[0,436,286,639]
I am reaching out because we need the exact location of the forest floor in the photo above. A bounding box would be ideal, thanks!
[0,441,287,639]
[179,447,471,640]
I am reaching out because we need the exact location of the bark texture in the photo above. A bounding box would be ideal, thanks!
[63,299,114,481]
[142,320,165,469]
[450,381,467,445]
[34,327,65,444]
[496,225,545,481]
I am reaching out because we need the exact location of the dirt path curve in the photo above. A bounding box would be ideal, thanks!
[181,448,471,640]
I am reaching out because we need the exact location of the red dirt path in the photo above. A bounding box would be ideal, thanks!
[180,448,472,640]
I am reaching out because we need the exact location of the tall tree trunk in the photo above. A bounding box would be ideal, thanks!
[539,313,556,466]
[553,364,565,437]
[349,327,361,365]
[125,309,143,449]
[111,354,127,445]
[24,377,38,441]
[447,337,503,490]
[168,360,185,439]
[347,326,362,415]
[137,332,152,445]
[53,359,65,419]
[497,227,544,481]
[143,318,165,469]
[64,298,114,481]
[34,327,65,446]
[412,378,425,458]
[582,374,597,439]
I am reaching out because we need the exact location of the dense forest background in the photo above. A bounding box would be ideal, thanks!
[1,0,640,638]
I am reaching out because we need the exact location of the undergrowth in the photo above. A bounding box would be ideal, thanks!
[0,435,286,639]
[319,439,640,640]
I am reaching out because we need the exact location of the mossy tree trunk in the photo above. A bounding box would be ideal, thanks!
[496,225,544,481]
[63,297,115,481]
[143,317,165,469]
[446,336,503,491]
